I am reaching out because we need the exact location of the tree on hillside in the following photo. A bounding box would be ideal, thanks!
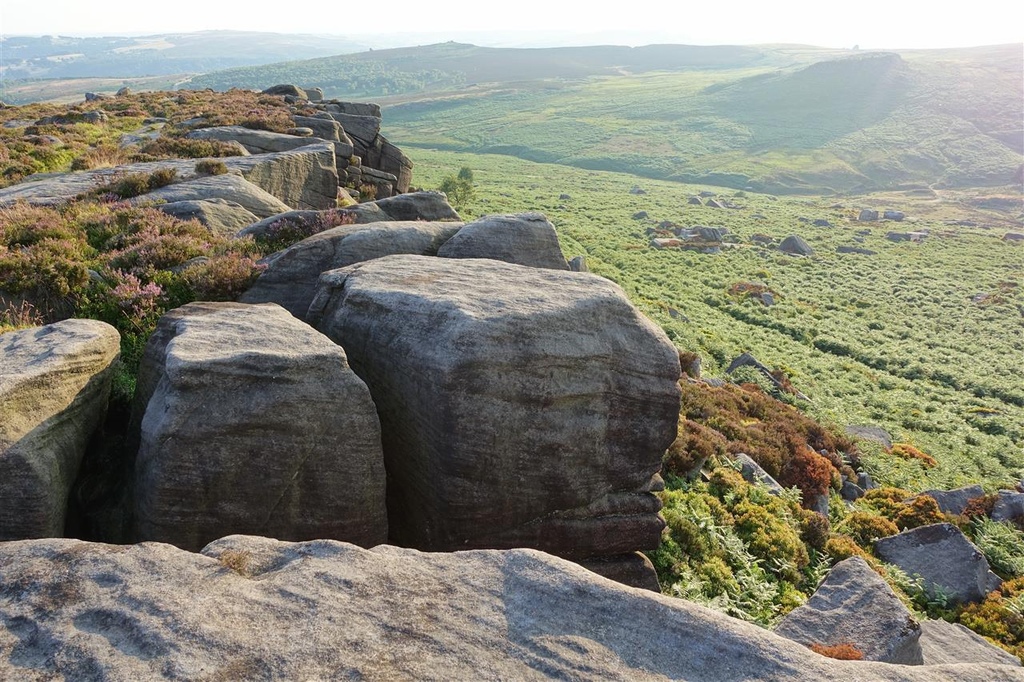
[439,166,475,210]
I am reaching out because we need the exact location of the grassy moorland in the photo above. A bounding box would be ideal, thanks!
[409,147,1023,492]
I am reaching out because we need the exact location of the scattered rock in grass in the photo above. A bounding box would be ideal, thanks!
[779,235,814,256]
[921,485,984,516]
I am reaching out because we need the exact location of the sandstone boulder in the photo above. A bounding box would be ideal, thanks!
[775,557,923,664]
[779,235,814,256]
[992,490,1024,522]
[859,209,880,221]
[325,101,383,117]
[922,485,985,516]
[0,536,1019,681]
[130,302,386,551]
[0,320,120,540]
[437,212,569,270]
[361,135,414,193]
[262,84,306,98]
[875,523,1002,604]
[919,620,1022,667]
[156,198,260,236]
[241,221,463,318]
[308,255,681,561]
[734,453,784,495]
[292,115,342,142]
[134,173,291,219]
[370,190,461,221]
[329,112,381,150]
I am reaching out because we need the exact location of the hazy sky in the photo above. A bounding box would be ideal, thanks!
[1,0,1021,49]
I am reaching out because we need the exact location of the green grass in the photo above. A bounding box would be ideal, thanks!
[411,147,1023,490]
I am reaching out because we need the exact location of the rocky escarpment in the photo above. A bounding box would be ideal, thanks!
[2,536,1021,682]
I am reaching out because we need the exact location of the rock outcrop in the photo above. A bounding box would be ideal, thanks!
[874,523,1002,605]
[0,320,120,540]
[0,536,1019,682]
[129,302,387,551]
[371,190,462,222]
[437,212,570,270]
[240,221,464,318]
[156,198,260,236]
[919,620,1022,667]
[775,557,923,664]
[308,255,681,572]
[133,174,291,218]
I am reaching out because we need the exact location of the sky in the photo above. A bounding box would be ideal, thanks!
[1,0,1021,50]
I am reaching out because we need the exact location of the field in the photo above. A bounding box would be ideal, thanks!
[410,147,1024,491]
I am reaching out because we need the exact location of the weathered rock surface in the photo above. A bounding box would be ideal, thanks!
[875,523,1002,604]
[779,234,814,256]
[133,174,291,219]
[1,536,1020,682]
[308,255,681,561]
[361,135,413,194]
[156,198,260,236]
[187,125,324,155]
[370,190,461,222]
[437,212,569,270]
[240,221,464,318]
[0,320,120,540]
[859,209,880,221]
[262,84,306,98]
[235,205,391,242]
[775,557,923,664]
[130,302,386,551]
[0,144,338,211]
[846,424,893,449]
[291,115,342,142]
[923,485,985,516]
[919,620,1022,667]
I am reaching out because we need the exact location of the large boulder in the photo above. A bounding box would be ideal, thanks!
[133,174,291,219]
[307,255,681,562]
[0,320,120,540]
[0,536,1019,682]
[236,205,392,242]
[370,190,461,222]
[875,523,1002,605]
[992,490,1024,522]
[437,212,569,270]
[130,302,386,551]
[240,221,464,318]
[361,135,414,194]
[774,557,923,664]
[325,101,382,117]
[919,620,1022,667]
[155,198,260,236]
[261,84,306,98]
[779,234,814,256]
[328,112,381,150]
[292,115,342,142]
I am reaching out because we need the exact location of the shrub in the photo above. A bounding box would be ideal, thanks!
[0,300,44,332]
[664,417,728,479]
[894,495,945,530]
[779,449,836,508]
[96,168,178,200]
[732,498,809,581]
[194,159,228,175]
[808,642,864,660]
[890,443,938,468]
[824,535,870,562]
[254,209,355,254]
[799,511,831,551]
[180,253,266,300]
[958,576,1024,661]
[837,511,899,546]
[963,494,998,519]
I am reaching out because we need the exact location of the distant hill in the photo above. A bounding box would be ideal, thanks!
[0,31,370,82]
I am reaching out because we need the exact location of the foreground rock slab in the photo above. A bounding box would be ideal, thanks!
[875,523,1002,605]
[309,255,681,562]
[775,557,923,664]
[2,536,1021,682]
[919,620,1022,667]
[130,302,386,551]
[1,320,120,540]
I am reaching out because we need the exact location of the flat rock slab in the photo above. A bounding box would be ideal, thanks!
[240,220,464,319]
[919,620,1022,667]
[187,125,326,154]
[0,143,338,212]
[308,255,681,558]
[437,212,569,270]
[1,536,1020,682]
[0,320,120,539]
[875,523,1002,605]
[775,556,922,664]
[131,302,386,551]
[156,198,260,236]
[136,175,290,219]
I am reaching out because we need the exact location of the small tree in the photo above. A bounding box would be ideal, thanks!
[439,166,475,210]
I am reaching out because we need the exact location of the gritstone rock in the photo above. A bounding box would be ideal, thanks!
[0,536,1020,681]
[308,255,681,562]
[130,302,386,551]
[0,320,120,540]
[437,212,569,270]
[775,556,923,664]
